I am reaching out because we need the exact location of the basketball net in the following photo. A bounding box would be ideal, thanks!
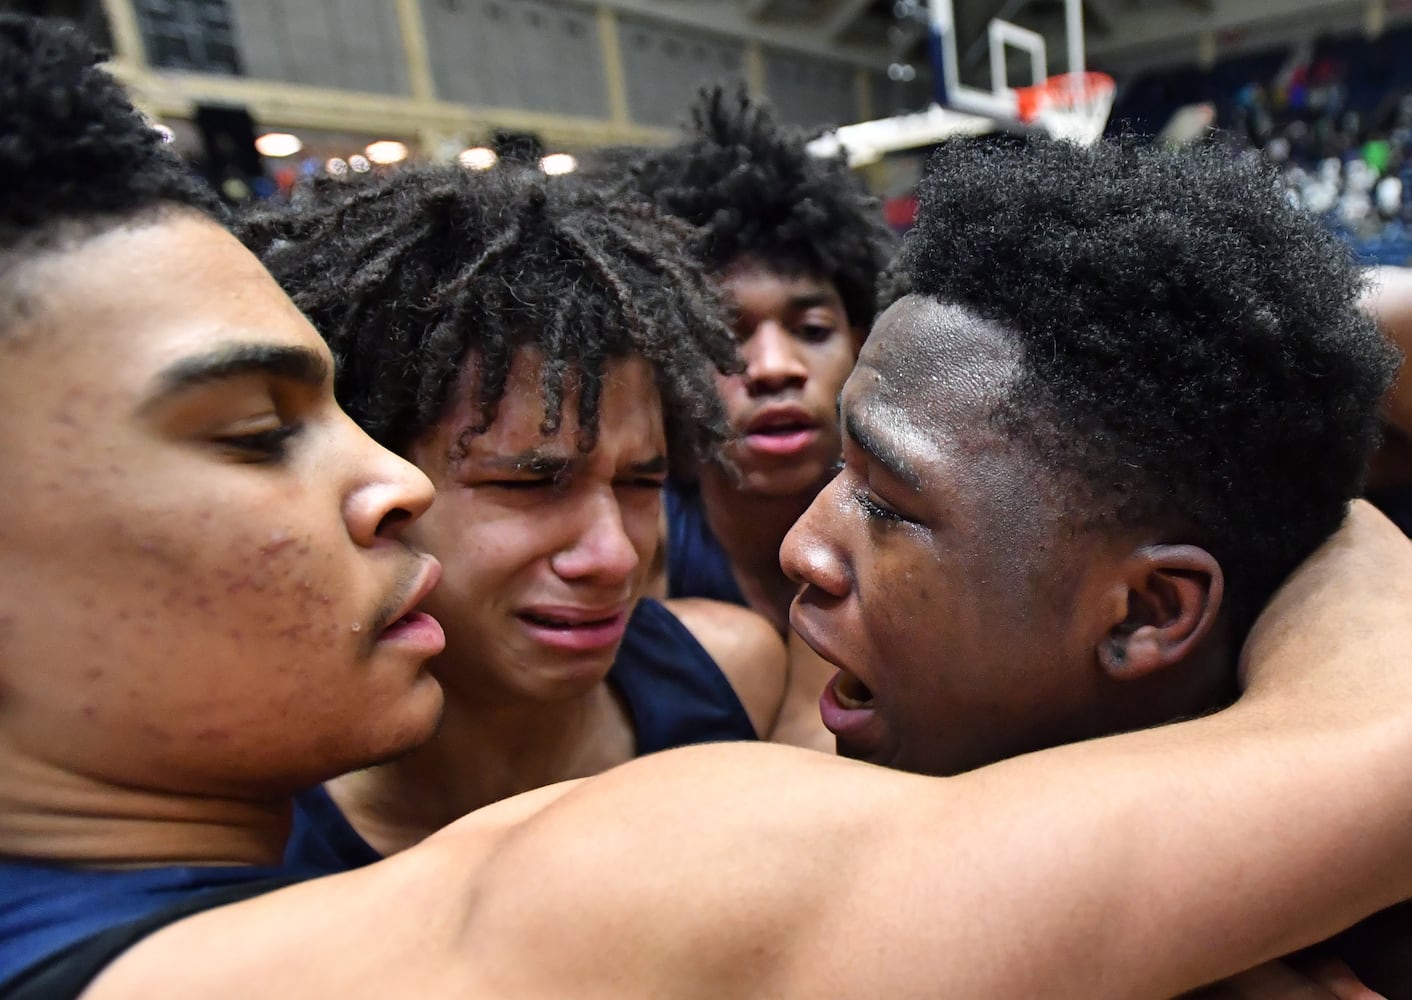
[1015,71,1115,145]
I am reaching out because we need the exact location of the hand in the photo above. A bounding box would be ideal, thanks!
[1184,957,1384,1000]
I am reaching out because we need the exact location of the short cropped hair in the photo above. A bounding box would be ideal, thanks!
[905,136,1399,631]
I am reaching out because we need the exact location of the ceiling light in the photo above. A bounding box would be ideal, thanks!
[365,140,408,165]
[254,132,302,158]
[539,152,577,176]
[459,146,498,171]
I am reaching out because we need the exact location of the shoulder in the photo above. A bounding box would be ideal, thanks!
[664,597,787,737]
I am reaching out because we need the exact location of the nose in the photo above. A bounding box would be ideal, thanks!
[549,489,641,587]
[779,481,851,599]
[743,323,808,396]
[344,421,436,548]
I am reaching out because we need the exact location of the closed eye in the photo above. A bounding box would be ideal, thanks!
[853,487,910,525]
[216,423,300,463]
[486,479,555,491]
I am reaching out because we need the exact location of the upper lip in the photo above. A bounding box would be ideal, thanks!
[383,556,442,628]
[789,592,868,688]
[744,404,818,435]
[518,603,630,624]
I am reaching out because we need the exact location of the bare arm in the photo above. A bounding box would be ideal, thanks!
[461,502,1412,999]
[87,503,1412,999]
[1362,266,1412,435]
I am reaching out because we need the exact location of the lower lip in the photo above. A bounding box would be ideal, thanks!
[819,671,881,739]
[518,613,628,653]
[377,611,446,654]
[742,427,819,456]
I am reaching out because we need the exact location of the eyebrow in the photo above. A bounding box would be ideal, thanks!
[143,343,331,410]
[844,408,923,491]
[788,291,841,312]
[472,450,669,478]
[479,449,575,478]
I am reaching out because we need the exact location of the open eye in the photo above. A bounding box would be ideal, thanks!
[798,322,837,344]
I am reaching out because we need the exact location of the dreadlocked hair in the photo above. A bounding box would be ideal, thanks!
[240,167,740,466]
[904,135,1399,636]
[625,85,896,330]
[0,14,222,268]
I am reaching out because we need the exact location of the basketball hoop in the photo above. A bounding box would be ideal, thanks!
[1014,71,1115,145]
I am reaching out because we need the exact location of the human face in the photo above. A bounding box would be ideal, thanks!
[0,215,445,798]
[715,256,860,497]
[780,295,1134,776]
[404,351,666,703]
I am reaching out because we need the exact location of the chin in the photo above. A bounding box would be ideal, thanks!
[736,462,833,499]
[383,673,448,748]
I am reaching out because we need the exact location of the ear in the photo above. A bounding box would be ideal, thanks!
[1098,545,1224,682]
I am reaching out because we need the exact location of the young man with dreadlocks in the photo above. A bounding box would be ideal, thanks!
[241,167,794,868]
[626,88,896,749]
[12,17,1412,999]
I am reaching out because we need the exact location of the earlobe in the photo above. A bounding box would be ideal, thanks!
[1098,545,1224,681]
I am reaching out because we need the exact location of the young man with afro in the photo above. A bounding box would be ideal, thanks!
[9,15,1412,999]
[626,88,896,748]
[782,135,1408,990]
[240,166,794,868]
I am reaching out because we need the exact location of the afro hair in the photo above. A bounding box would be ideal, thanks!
[625,86,896,331]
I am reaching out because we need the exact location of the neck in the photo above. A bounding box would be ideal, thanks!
[329,677,632,857]
[0,748,290,867]
[698,465,822,632]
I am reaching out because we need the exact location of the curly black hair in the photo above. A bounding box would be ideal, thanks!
[625,86,896,331]
[240,167,740,465]
[0,13,220,267]
[904,136,1399,634]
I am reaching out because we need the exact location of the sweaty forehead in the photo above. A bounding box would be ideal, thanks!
[855,294,1021,418]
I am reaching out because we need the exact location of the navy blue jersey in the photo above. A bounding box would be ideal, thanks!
[0,859,302,998]
[664,479,748,607]
[287,598,756,874]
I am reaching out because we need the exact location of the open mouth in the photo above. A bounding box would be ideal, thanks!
[752,419,815,436]
[741,412,820,456]
[746,408,818,435]
[831,669,875,710]
[516,607,630,654]
[519,610,621,630]
[374,610,445,654]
